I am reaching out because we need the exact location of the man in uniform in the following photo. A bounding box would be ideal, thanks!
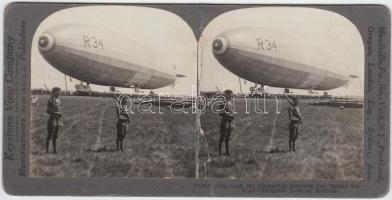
[218,90,235,156]
[116,97,130,152]
[46,87,62,154]
[285,95,302,152]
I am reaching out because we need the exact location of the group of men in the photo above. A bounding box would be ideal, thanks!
[217,90,303,156]
[44,87,130,154]
[44,87,302,155]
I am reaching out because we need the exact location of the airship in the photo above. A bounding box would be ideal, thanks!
[212,28,350,90]
[38,23,183,89]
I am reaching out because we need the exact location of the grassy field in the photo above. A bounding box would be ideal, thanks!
[30,96,363,180]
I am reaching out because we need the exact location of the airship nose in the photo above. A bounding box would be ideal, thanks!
[212,37,228,55]
[38,33,55,52]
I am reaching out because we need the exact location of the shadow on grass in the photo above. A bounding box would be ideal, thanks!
[85,146,118,153]
[256,147,289,154]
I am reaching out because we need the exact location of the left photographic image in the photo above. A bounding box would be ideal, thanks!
[30,6,198,178]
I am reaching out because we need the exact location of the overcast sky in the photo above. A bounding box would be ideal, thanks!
[31,6,197,95]
[199,7,364,97]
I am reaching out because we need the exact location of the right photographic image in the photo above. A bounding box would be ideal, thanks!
[198,7,364,180]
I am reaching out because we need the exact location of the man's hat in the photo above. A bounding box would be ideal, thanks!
[51,87,61,94]
[224,89,233,95]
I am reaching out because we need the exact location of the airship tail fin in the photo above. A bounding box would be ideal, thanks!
[345,74,359,89]
[172,64,186,78]
[343,82,350,89]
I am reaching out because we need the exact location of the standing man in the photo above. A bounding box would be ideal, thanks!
[284,95,302,152]
[46,87,62,154]
[116,97,130,152]
[218,90,235,156]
